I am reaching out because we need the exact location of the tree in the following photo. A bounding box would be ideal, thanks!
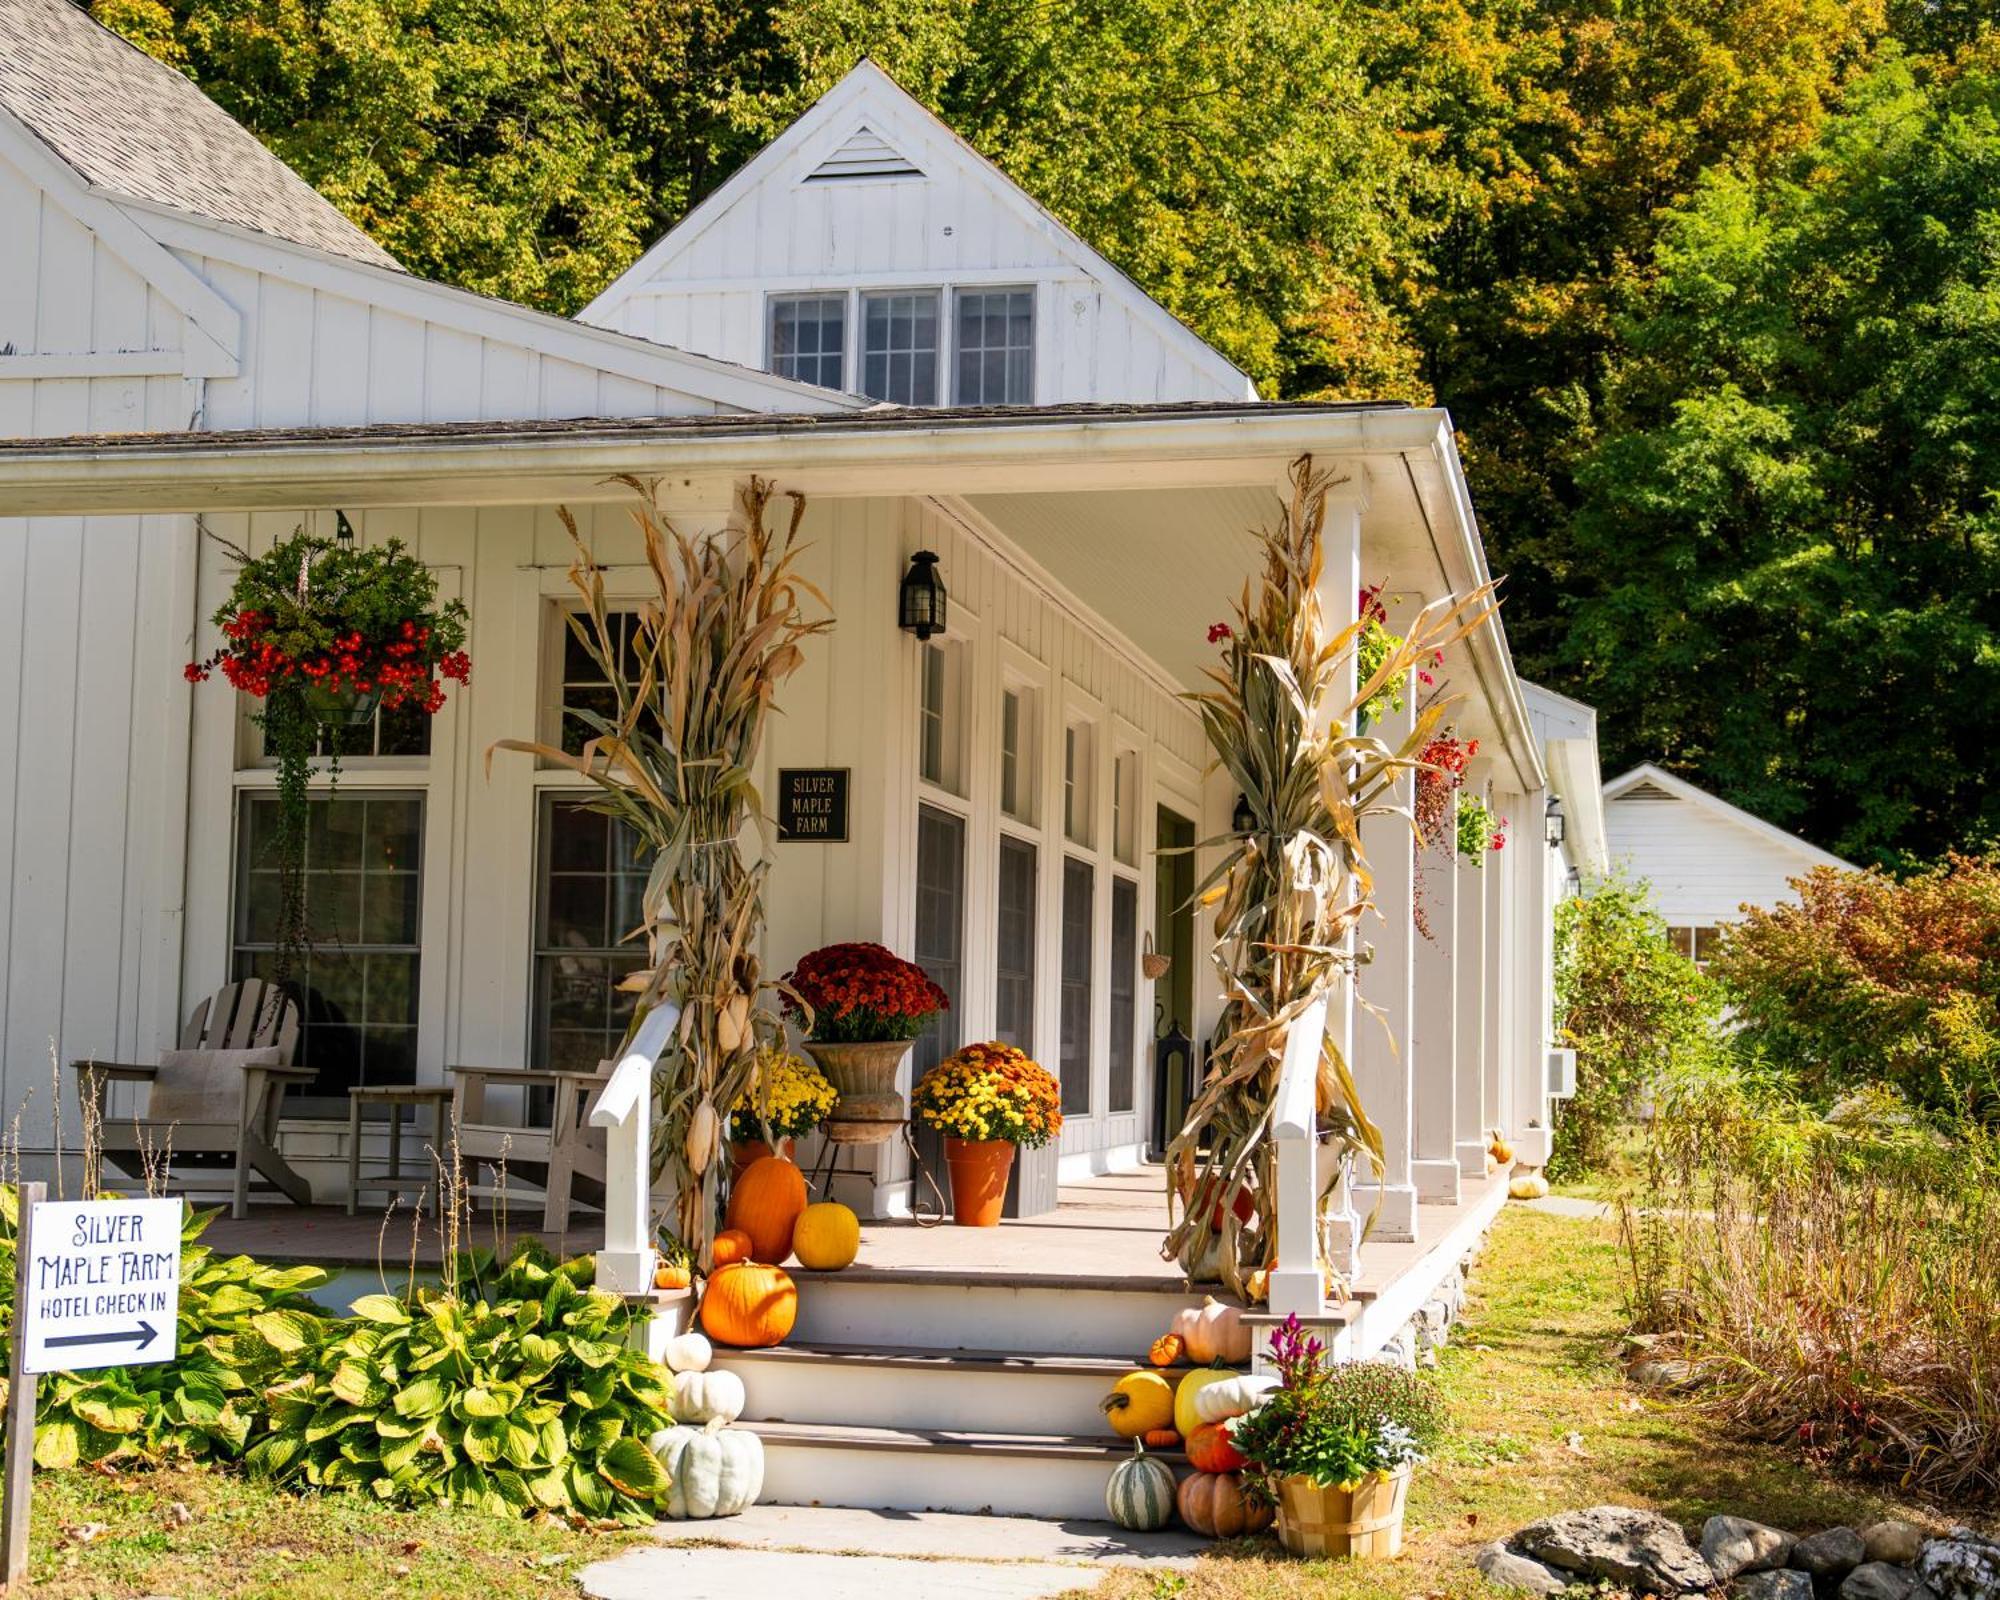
[1560,52,2000,863]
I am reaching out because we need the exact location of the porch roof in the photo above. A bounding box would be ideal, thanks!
[0,398,1544,789]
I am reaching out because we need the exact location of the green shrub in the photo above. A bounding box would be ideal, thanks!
[1550,874,1730,1179]
[0,1189,330,1469]
[1711,855,2000,1127]
[245,1244,673,1523]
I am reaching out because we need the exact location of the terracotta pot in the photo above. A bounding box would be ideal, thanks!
[804,1039,913,1130]
[1275,1465,1411,1560]
[728,1136,796,1180]
[943,1137,1015,1227]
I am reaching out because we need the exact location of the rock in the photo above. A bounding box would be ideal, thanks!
[1917,1530,2000,1600]
[1477,1540,1572,1596]
[1739,1573,1818,1600]
[1843,1564,1919,1600]
[1864,1525,1926,1567]
[1628,1359,1701,1392]
[1705,1516,1800,1581]
[1516,1506,1715,1594]
[1794,1529,1868,1583]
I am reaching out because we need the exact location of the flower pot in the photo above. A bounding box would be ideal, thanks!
[804,1039,912,1131]
[943,1137,1016,1227]
[729,1136,796,1180]
[1275,1465,1411,1560]
[301,682,383,727]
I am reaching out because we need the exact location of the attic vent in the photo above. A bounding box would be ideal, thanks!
[806,124,923,182]
[1619,781,1678,803]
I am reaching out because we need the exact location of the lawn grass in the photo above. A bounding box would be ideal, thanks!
[1079,1205,1936,1600]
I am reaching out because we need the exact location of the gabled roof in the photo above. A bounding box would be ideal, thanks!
[0,0,398,270]
[581,60,1256,399]
[1603,763,1853,871]
[1521,682,1609,876]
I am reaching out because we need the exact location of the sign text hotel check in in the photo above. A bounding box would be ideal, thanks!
[20,1199,180,1374]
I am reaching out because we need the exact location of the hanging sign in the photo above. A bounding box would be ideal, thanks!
[19,1197,181,1374]
[777,768,850,842]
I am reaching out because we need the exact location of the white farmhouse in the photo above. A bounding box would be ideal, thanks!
[1603,763,1854,961]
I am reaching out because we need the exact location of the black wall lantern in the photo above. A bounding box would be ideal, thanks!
[1232,792,1256,836]
[1545,792,1566,848]
[898,550,947,640]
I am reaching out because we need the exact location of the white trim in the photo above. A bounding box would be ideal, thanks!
[1603,762,1853,872]
[0,350,189,379]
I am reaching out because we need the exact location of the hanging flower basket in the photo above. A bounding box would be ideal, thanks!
[300,681,385,727]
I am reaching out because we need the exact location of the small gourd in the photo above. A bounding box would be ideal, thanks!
[654,1260,692,1292]
[661,1330,713,1374]
[1104,1440,1176,1531]
[1176,1470,1271,1539]
[1147,1332,1184,1368]
[1191,1372,1279,1425]
[1141,1427,1181,1451]
[1510,1171,1549,1200]
[649,1419,765,1519]
[1171,1297,1252,1365]
[1185,1420,1247,1474]
[1174,1366,1236,1439]
[1099,1370,1175,1439]
[672,1367,746,1426]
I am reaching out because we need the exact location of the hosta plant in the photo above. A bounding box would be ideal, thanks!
[245,1244,674,1523]
[0,1189,328,1468]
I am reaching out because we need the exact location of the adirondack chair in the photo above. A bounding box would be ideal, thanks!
[449,1063,611,1238]
[71,978,315,1219]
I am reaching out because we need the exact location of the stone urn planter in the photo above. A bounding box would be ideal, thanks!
[1275,1465,1412,1560]
[803,1039,912,1146]
[942,1137,1016,1227]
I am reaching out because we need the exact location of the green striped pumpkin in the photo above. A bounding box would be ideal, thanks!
[1105,1440,1177,1530]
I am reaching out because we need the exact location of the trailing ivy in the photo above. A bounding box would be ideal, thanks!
[0,1190,330,1468]
[245,1244,673,1523]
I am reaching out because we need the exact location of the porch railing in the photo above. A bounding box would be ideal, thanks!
[588,1002,679,1296]
[1267,993,1330,1319]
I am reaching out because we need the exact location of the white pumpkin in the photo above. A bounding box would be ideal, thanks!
[672,1367,746,1426]
[1171,1297,1253,1365]
[661,1330,713,1374]
[648,1420,765,1519]
[1192,1372,1279,1424]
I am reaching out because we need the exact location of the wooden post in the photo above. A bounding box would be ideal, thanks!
[3,1182,44,1589]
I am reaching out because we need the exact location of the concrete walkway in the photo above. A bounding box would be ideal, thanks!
[1523,1193,1613,1220]
[578,1505,1202,1600]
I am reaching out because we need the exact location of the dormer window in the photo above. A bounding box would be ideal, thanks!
[769,296,847,390]
[862,290,940,405]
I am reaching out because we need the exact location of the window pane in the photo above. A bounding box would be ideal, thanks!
[920,644,945,786]
[769,295,847,390]
[1001,690,1021,820]
[996,836,1038,1049]
[1060,857,1094,1115]
[533,797,645,1069]
[1109,877,1138,1113]
[860,291,940,404]
[913,806,965,1079]
[955,289,1035,405]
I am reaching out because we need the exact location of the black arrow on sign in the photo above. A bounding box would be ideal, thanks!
[44,1321,157,1351]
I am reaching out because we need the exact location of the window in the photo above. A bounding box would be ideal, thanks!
[553,607,643,758]
[1111,751,1140,867]
[995,835,1038,1048]
[1109,876,1138,1113]
[1059,857,1094,1115]
[917,639,968,796]
[533,798,647,1072]
[259,703,428,760]
[1063,720,1096,848]
[1000,685,1039,826]
[1667,924,1724,970]
[955,288,1034,405]
[233,792,422,1107]
[769,296,847,390]
[913,805,965,1078]
[861,290,939,405]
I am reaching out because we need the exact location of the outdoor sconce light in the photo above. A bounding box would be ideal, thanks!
[898,550,947,640]
[1232,793,1256,836]
[1545,793,1566,848]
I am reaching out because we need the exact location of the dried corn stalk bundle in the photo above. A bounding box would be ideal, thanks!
[1166,454,1495,1299]
[492,476,830,1263]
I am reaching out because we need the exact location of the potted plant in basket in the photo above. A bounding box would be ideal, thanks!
[910,1042,1063,1226]
[1229,1315,1446,1560]
[782,943,947,1142]
[187,527,470,987]
[727,1047,837,1176]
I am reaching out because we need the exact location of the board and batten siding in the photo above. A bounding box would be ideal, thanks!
[1604,793,1825,926]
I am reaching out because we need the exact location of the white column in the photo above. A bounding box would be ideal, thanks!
[1485,785,1519,1144]
[1350,610,1418,1242]
[1409,835,1461,1204]
[1454,832,1491,1180]
[1511,784,1556,1159]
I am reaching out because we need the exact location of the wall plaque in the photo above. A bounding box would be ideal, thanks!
[777,767,849,842]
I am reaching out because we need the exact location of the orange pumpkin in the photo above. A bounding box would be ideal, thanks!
[1141,1427,1182,1451]
[710,1227,754,1267]
[726,1155,809,1263]
[1185,1421,1246,1474]
[698,1260,798,1348]
[653,1260,692,1291]
[1148,1333,1184,1368]
[1176,1470,1272,1539]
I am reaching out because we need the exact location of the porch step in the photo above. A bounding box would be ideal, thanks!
[745,1419,1181,1520]
[715,1340,1233,1438]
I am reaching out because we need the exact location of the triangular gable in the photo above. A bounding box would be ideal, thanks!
[581,60,1254,398]
[806,123,923,182]
[1603,763,1854,870]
